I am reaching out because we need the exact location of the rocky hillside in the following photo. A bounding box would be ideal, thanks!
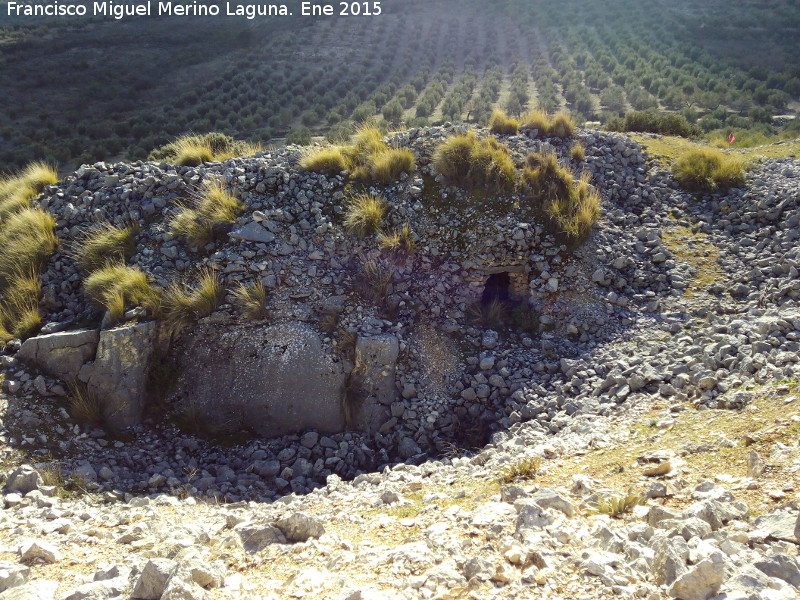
[0,125,799,599]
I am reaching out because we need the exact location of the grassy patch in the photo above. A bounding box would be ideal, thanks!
[162,267,224,337]
[570,142,585,162]
[521,110,575,138]
[0,161,58,221]
[497,456,542,484]
[589,489,646,518]
[149,132,262,166]
[170,178,242,249]
[0,207,57,342]
[71,222,137,273]
[672,147,745,192]
[300,146,349,175]
[83,263,161,324]
[302,125,415,184]
[489,110,519,135]
[632,134,800,166]
[661,222,723,298]
[344,194,387,237]
[378,223,415,256]
[433,132,515,192]
[535,380,800,516]
[519,151,600,240]
[231,280,268,319]
[355,257,393,307]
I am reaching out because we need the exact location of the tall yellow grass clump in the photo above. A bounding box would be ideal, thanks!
[0,207,58,342]
[0,161,58,221]
[170,178,242,248]
[519,151,600,240]
[344,194,387,237]
[148,133,262,166]
[521,110,575,138]
[83,263,161,324]
[433,132,515,192]
[672,148,745,192]
[489,110,520,135]
[71,222,137,273]
[300,126,415,184]
[161,268,225,338]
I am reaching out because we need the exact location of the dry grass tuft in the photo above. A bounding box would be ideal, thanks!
[433,133,515,192]
[83,263,161,324]
[589,488,646,517]
[0,161,58,221]
[149,133,262,166]
[301,126,415,184]
[162,268,224,337]
[489,110,520,135]
[378,223,415,256]
[71,222,137,273]
[497,456,542,484]
[67,380,103,425]
[0,207,57,342]
[232,280,268,319]
[672,148,745,192]
[521,110,575,138]
[170,178,242,249]
[344,194,387,237]
[520,152,600,240]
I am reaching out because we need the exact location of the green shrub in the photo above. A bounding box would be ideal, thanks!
[607,109,700,138]
[433,133,515,192]
[344,195,386,237]
[71,222,137,273]
[672,148,745,192]
[148,133,261,165]
[170,178,242,248]
[489,110,519,135]
[286,126,312,146]
[83,263,161,323]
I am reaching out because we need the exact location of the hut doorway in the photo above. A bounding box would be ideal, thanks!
[481,272,511,304]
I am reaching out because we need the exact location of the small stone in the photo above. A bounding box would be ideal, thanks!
[19,540,60,564]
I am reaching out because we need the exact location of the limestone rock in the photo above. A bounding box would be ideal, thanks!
[0,562,29,593]
[130,559,178,599]
[17,329,98,383]
[276,512,325,542]
[3,466,42,495]
[0,580,59,600]
[235,523,286,553]
[171,322,345,436]
[80,322,157,430]
[19,540,60,564]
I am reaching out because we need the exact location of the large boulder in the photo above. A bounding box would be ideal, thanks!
[349,334,400,433]
[16,329,99,382]
[79,322,157,430]
[172,322,346,436]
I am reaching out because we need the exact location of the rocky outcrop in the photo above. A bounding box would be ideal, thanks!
[79,322,157,430]
[172,322,346,436]
[350,334,400,433]
[16,329,98,382]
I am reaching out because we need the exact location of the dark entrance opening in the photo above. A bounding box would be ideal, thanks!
[482,272,511,304]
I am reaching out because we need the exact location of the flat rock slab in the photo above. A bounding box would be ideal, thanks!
[754,509,800,544]
[17,329,98,382]
[172,322,345,437]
